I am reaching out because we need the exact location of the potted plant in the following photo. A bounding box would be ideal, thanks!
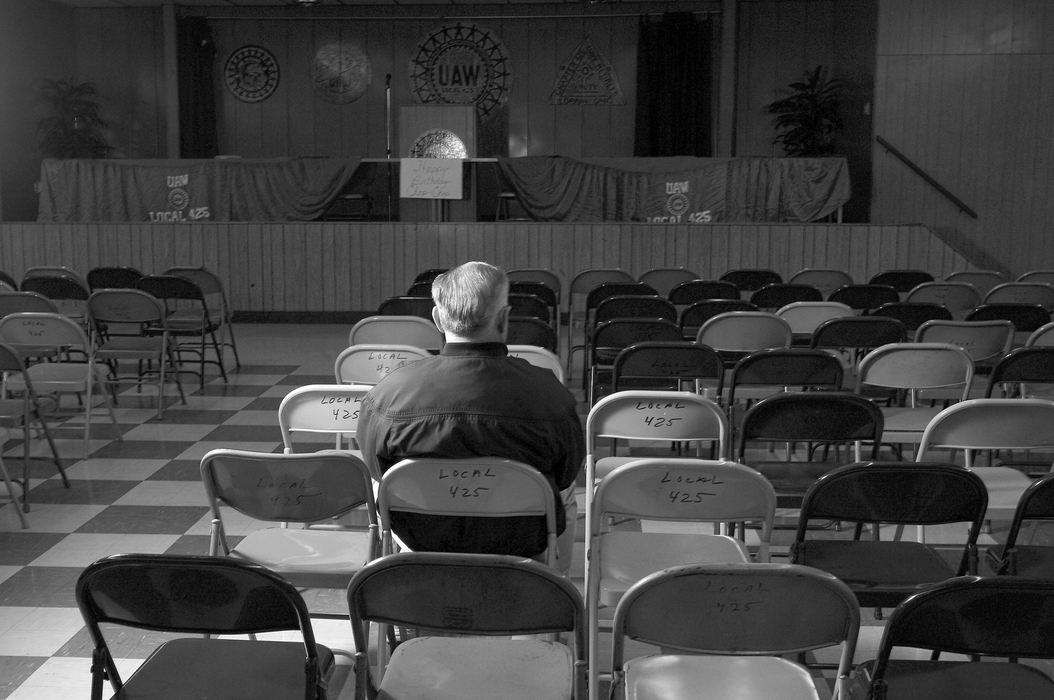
[36,78,113,158]
[766,65,844,157]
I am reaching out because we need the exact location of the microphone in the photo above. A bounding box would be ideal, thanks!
[385,73,392,87]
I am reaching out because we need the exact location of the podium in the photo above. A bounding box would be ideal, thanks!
[398,105,481,221]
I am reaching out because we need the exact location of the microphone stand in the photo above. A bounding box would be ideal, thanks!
[385,73,394,221]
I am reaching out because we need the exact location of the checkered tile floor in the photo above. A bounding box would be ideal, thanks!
[2,323,1050,699]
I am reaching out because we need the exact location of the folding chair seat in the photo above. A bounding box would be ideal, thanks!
[201,448,379,616]
[376,457,561,567]
[163,266,241,370]
[905,282,982,320]
[88,288,187,420]
[348,551,586,700]
[720,268,783,296]
[376,295,433,319]
[136,274,228,390]
[828,283,900,312]
[667,279,741,307]
[855,342,974,457]
[984,346,1054,399]
[86,265,144,291]
[0,311,120,458]
[726,347,845,427]
[0,342,65,510]
[348,315,443,352]
[678,298,758,339]
[916,398,1054,523]
[870,302,953,337]
[609,562,859,700]
[850,576,1054,700]
[278,383,371,462]
[788,268,855,298]
[749,282,823,310]
[736,392,883,510]
[987,471,1054,576]
[868,269,935,297]
[983,281,1054,310]
[508,316,559,351]
[508,344,565,382]
[696,311,792,368]
[77,553,334,700]
[0,428,28,528]
[611,341,724,398]
[566,269,636,377]
[637,267,698,297]
[944,269,1006,297]
[791,462,987,609]
[333,343,430,384]
[965,303,1051,346]
[586,458,775,699]
[586,318,682,404]
[776,301,854,345]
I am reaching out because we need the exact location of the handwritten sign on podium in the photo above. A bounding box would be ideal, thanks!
[399,158,464,200]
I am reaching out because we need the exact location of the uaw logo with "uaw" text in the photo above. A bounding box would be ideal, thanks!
[647,180,713,224]
[148,174,211,223]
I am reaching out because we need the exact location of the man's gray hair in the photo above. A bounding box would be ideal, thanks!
[432,261,509,335]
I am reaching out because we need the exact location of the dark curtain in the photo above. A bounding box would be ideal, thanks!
[634,12,713,157]
[177,17,218,158]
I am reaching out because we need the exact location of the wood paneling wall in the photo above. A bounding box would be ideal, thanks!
[872,0,1054,278]
[0,221,969,315]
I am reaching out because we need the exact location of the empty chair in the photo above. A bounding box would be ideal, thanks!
[792,461,987,609]
[22,264,88,290]
[637,267,698,297]
[696,311,793,367]
[277,383,371,459]
[201,448,379,616]
[609,562,859,700]
[510,280,559,326]
[348,552,585,700]
[737,392,883,509]
[508,344,564,382]
[566,269,636,377]
[587,458,775,697]
[86,265,143,290]
[376,295,434,319]
[851,575,1054,700]
[916,398,1054,523]
[944,269,1006,297]
[809,315,907,373]
[20,274,90,324]
[719,268,783,294]
[508,268,563,322]
[611,341,724,397]
[987,471,1054,576]
[0,290,59,318]
[158,267,235,373]
[915,319,1014,373]
[586,318,682,404]
[984,281,1054,309]
[726,348,845,424]
[76,553,334,700]
[985,346,1054,398]
[0,428,27,528]
[905,281,982,319]
[508,316,559,351]
[749,283,823,310]
[1018,269,1054,285]
[869,269,935,296]
[667,279,741,307]
[776,300,853,344]
[828,283,900,312]
[348,315,443,352]
[334,343,430,384]
[788,268,854,298]
[1026,320,1054,347]
[509,291,554,325]
[678,298,758,339]
[870,302,953,336]
[966,303,1051,345]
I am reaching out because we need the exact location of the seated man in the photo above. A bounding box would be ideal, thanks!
[357,261,584,571]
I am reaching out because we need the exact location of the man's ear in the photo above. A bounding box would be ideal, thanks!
[431,306,444,331]
[495,303,510,336]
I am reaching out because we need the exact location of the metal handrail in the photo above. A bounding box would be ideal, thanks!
[876,135,978,219]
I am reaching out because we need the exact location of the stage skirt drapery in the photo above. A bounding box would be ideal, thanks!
[497,156,851,223]
[36,156,361,222]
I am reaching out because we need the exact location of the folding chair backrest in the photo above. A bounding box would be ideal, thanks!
[413,268,449,285]
[164,266,229,318]
[697,311,792,353]
[0,311,90,350]
[905,282,982,317]
[668,279,742,305]
[999,472,1054,572]
[984,282,1054,309]
[137,273,205,303]
[966,303,1051,333]
[0,291,59,316]
[507,268,563,303]
[88,288,166,325]
[728,347,845,403]
[775,301,853,336]
[788,268,854,298]
[917,398,1054,457]
[334,344,430,384]
[944,270,1006,297]
[377,296,434,319]
[377,457,559,563]
[611,341,724,395]
[720,268,783,292]
[986,346,1054,396]
[612,562,859,656]
[915,319,1014,364]
[201,448,376,525]
[869,269,935,293]
[638,267,698,297]
[20,274,89,301]
[809,315,906,351]
[871,575,1054,667]
[277,383,372,454]
[679,299,758,337]
[593,295,677,325]
[88,266,144,291]
[587,390,730,459]
[828,283,900,311]
[857,342,974,397]
[749,283,823,309]
[507,344,564,382]
[1026,321,1054,347]
[507,316,558,351]
[871,302,953,331]
[348,551,583,639]
[737,392,883,458]
[77,553,314,638]
[349,315,443,351]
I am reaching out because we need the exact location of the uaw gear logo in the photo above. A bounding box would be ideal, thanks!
[149,174,210,223]
[225,45,280,103]
[409,23,510,121]
[647,180,713,224]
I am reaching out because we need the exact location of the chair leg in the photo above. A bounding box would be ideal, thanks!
[0,452,28,529]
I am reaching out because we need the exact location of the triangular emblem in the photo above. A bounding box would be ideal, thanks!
[550,36,624,105]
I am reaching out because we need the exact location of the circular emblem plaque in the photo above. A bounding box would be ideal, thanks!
[224,45,280,103]
[409,129,468,158]
[312,41,370,104]
[409,23,510,120]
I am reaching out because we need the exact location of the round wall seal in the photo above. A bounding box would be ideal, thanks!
[312,41,370,104]
[409,23,510,121]
[409,129,467,158]
[224,45,280,103]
